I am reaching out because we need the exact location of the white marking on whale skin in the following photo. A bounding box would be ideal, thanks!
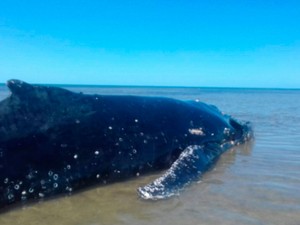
[223,127,231,135]
[4,178,9,184]
[188,128,205,136]
[66,187,73,192]
[7,194,14,200]
[60,143,68,148]
[39,193,45,198]
[53,174,59,180]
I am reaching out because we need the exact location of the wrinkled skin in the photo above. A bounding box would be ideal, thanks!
[0,80,252,210]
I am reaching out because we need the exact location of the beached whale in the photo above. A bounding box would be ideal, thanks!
[0,79,252,210]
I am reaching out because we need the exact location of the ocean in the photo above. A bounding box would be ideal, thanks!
[0,84,299,225]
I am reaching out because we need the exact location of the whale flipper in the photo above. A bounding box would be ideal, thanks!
[137,144,225,200]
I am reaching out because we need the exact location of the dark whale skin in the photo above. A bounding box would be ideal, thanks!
[0,79,252,209]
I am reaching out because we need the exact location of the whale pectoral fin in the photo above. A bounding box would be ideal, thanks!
[138,144,221,200]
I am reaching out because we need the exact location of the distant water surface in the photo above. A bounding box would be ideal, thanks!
[0,84,299,225]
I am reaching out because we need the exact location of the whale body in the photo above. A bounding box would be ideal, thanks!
[0,80,252,210]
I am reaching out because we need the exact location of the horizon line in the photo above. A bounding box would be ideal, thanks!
[0,82,299,91]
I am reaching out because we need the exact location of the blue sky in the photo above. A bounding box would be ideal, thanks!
[0,0,299,88]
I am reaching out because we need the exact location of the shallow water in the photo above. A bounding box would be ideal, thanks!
[0,85,299,225]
